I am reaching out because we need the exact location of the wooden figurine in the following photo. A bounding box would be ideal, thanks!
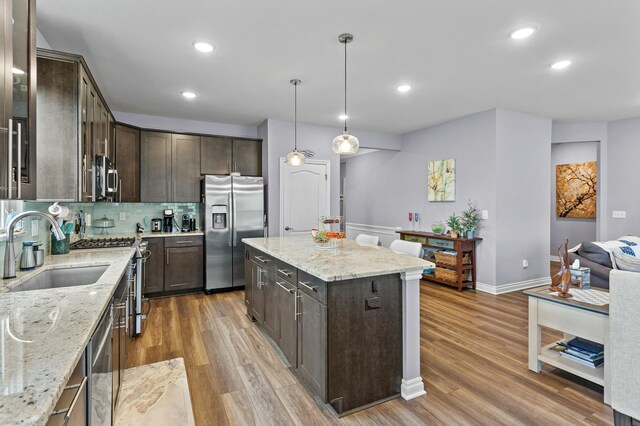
[556,238,573,298]
[549,242,563,291]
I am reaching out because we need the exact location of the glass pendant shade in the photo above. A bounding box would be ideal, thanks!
[286,150,305,166]
[332,131,359,154]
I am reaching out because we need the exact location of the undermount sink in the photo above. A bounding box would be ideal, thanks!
[9,265,109,292]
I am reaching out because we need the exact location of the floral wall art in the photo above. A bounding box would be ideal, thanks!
[428,158,456,201]
[556,161,597,218]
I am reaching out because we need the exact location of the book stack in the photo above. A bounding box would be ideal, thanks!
[552,337,604,368]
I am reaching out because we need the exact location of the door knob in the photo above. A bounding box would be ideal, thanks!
[285,226,294,231]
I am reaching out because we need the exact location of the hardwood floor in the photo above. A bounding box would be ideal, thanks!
[128,281,613,425]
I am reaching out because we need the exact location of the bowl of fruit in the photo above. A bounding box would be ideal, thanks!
[311,229,339,249]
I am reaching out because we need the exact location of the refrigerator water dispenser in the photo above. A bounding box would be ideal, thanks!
[211,205,227,229]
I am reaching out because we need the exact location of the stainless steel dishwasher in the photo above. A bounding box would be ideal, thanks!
[89,305,113,425]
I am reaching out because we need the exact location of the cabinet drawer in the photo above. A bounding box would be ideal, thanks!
[164,236,203,248]
[427,238,454,249]
[297,270,327,305]
[251,248,275,271]
[276,259,297,285]
[404,235,427,245]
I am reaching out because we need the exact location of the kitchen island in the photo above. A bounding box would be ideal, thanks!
[0,248,135,425]
[243,236,432,416]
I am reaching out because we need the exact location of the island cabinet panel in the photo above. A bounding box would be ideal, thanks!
[275,278,297,366]
[262,270,279,339]
[297,291,328,400]
[327,275,403,414]
[250,261,265,324]
[244,247,253,314]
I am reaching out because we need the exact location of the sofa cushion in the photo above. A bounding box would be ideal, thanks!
[577,241,613,268]
[612,252,640,272]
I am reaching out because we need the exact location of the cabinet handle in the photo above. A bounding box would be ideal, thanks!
[7,119,12,199]
[175,240,193,244]
[234,161,238,173]
[255,256,270,263]
[16,123,21,199]
[51,376,87,419]
[277,269,291,277]
[119,179,122,202]
[298,281,317,292]
[275,280,294,294]
[166,250,169,265]
[295,292,301,320]
[227,161,231,174]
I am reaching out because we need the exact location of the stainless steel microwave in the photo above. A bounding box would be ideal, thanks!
[95,155,118,200]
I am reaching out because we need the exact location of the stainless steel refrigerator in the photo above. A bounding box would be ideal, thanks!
[204,175,264,292]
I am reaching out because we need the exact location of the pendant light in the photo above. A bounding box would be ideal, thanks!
[332,33,359,155]
[286,79,305,167]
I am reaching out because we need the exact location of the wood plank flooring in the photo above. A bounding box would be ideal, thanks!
[128,280,613,425]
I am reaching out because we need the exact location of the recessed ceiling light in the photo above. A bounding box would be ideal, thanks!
[12,67,25,75]
[338,114,349,120]
[550,60,572,70]
[508,25,537,40]
[181,91,197,99]
[397,85,412,93]
[193,41,215,53]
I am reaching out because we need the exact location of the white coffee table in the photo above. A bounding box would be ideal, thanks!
[525,285,610,405]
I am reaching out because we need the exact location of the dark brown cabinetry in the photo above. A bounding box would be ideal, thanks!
[245,246,402,416]
[143,237,164,294]
[1,0,37,200]
[143,236,203,296]
[37,49,115,201]
[141,131,200,202]
[114,124,140,202]
[200,137,262,176]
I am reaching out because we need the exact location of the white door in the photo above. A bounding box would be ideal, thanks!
[280,159,330,236]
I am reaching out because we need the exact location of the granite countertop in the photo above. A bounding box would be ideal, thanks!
[243,236,432,282]
[0,248,136,426]
[138,231,204,239]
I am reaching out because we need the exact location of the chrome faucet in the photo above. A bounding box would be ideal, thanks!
[3,211,66,279]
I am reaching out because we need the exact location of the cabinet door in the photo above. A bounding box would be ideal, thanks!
[142,238,164,294]
[251,262,264,324]
[114,124,140,202]
[262,270,279,340]
[140,131,171,202]
[244,247,252,313]
[232,139,261,176]
[201,136,232,175]
[80,69,95,201]
[94,97,106,156]
[108,114,116,160]
[171,133,201,202]
[164,245,203,291]
[297,291,327,400]
[277,279,297,367]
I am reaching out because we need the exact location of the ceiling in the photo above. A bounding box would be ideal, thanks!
[37,0,640,135]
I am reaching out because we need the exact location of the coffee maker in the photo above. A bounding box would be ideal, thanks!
[163,209,174,232]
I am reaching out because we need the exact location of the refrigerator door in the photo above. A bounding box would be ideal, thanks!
[205,175,233,290]
[232,176,264,287]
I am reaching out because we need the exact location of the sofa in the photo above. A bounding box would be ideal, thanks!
[609,270,640,424]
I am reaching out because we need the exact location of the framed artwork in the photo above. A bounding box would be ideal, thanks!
[556,161,597,218]
[428,158,455,201]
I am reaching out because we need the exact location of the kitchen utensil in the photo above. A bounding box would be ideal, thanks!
[51,232,71,255]
[19,241,37,270]
[33,243,44,267]
[151,218,162,232]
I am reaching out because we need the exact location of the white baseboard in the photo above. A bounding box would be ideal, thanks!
[401,377,427,400]
[345,222,402,248]
[550,255,560,262]
[476,277,551,295]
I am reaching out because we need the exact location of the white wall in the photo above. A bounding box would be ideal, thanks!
[607,116,640,238]
[263,119,401,236]
[550,142,598,255]
[113,111,258,139]
[36,29,52,49]
[495,109,552,287]
[345,109,499,287]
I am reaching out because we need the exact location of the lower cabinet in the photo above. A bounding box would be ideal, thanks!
[47,351,88,426]
[143,236,203,296]
[245,246,402,416]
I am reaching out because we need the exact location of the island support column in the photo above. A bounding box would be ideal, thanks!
[400,269,427,399]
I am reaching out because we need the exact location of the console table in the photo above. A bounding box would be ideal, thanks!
[524,285,610,404]
[397,231,481,291]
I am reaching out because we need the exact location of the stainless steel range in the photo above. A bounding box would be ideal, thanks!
[70,237,136,249]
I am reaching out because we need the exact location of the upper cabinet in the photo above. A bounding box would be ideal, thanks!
[0,0,36,200]
[201,137,262,177]
[114,124,140,202]
[140,131,201,203]
[37,49,116,201]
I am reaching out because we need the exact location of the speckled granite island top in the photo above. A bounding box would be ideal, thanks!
[0,248,136,426]
[243,236,432,281]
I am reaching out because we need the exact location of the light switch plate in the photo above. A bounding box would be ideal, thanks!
[612,211,626,219]
[31,219,39,237]
[119,212,126,221]
[481,210,489,220]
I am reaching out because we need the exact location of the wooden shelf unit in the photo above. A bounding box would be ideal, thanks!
[397,230,481,291]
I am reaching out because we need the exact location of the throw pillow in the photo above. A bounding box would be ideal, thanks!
[577,241,613,268]
[612,251,640,272]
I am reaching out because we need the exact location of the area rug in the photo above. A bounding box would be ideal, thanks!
[115,358,195,426]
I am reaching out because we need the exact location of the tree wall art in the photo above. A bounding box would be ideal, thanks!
[428,158,455,201]
[556,161,597,218]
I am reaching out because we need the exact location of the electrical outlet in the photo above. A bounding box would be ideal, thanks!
[481,210,489,220]
[86,213,92,226]
[612,211,626,219]
[31,219,39,237]
[522,259,528,268]
[119,212,126,221]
